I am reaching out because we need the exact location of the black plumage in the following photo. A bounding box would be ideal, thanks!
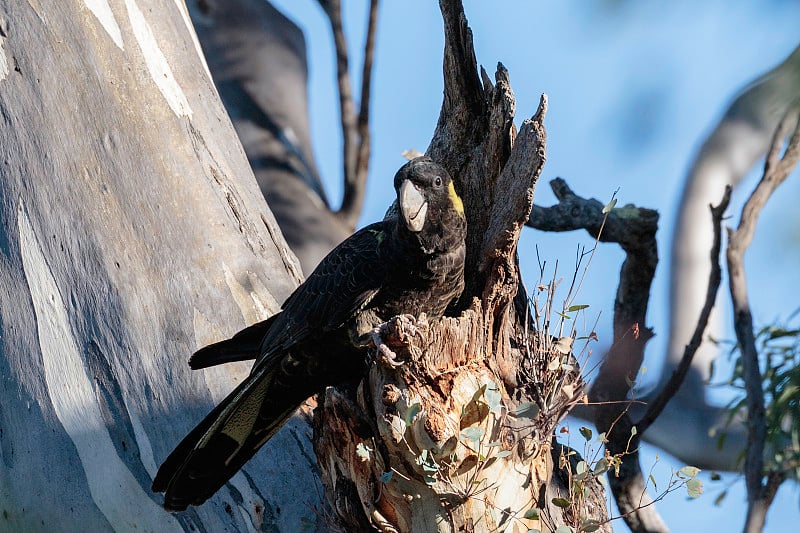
[152,157,466,511]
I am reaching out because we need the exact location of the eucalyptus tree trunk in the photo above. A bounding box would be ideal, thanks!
[0,1,320,531]
[314,2,609,531]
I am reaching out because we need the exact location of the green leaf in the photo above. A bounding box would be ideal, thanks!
[678,466,701,478]
[460,426,485,448]
[495,450,512,459]
[484,383,502,414]
[380,471,393,483]
[686,477,704,498]
[523,508,540,520]
[580,519,601,532]
[593,457,609,475]
[551,497,571,508]
[416,449,439,474]
[648,473,658,492]
[555,526,573,533]
[602,198,617,214]
[404,403,421,426]
[579,426,593,441]
[576,460,588,475]
[714,489,728,506]
[630,425,638,436]
[766,327,800,340]
[568,304,589,312]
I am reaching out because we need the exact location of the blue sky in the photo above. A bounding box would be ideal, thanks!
[270,1,800,530]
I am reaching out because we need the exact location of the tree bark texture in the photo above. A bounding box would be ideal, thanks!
[0,1,321,531]
[314,2,609,531]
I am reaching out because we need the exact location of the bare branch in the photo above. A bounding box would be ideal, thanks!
[528,178,658,249]
[320,0,379,230]
[528,178,664,531]
[353,0,379,216]
[727,111,800,533]
[318,0,356,213]
[637,186,732,434]
[590,218,662,532]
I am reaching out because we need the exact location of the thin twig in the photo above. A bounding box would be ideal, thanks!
[529,178,664,532]
[637,186,732,434]
[726,110,800,533]
[352,0,378,220]
[320,0,379,230]
[318,0,356,198]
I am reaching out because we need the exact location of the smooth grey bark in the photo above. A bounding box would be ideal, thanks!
[189,0,350,275]
[0,1,322,531]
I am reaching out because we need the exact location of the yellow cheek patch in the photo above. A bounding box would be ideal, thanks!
[448,181,464,215]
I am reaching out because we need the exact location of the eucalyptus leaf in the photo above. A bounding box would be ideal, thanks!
[602,198,617,214]
[686,477,704,498]
[523,508,540,520]
[678,466,700,478]
[551,497,571,508]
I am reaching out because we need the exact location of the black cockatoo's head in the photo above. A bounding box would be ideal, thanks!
[393,157,466,253]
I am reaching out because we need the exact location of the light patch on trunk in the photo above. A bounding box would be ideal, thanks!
[127,408,158,478]
[171,0,215,86]
[84,0,124,49]
[222,262,279,325]
[0,34,7,81]
[17,200,180,530]
[125,0,192,117]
